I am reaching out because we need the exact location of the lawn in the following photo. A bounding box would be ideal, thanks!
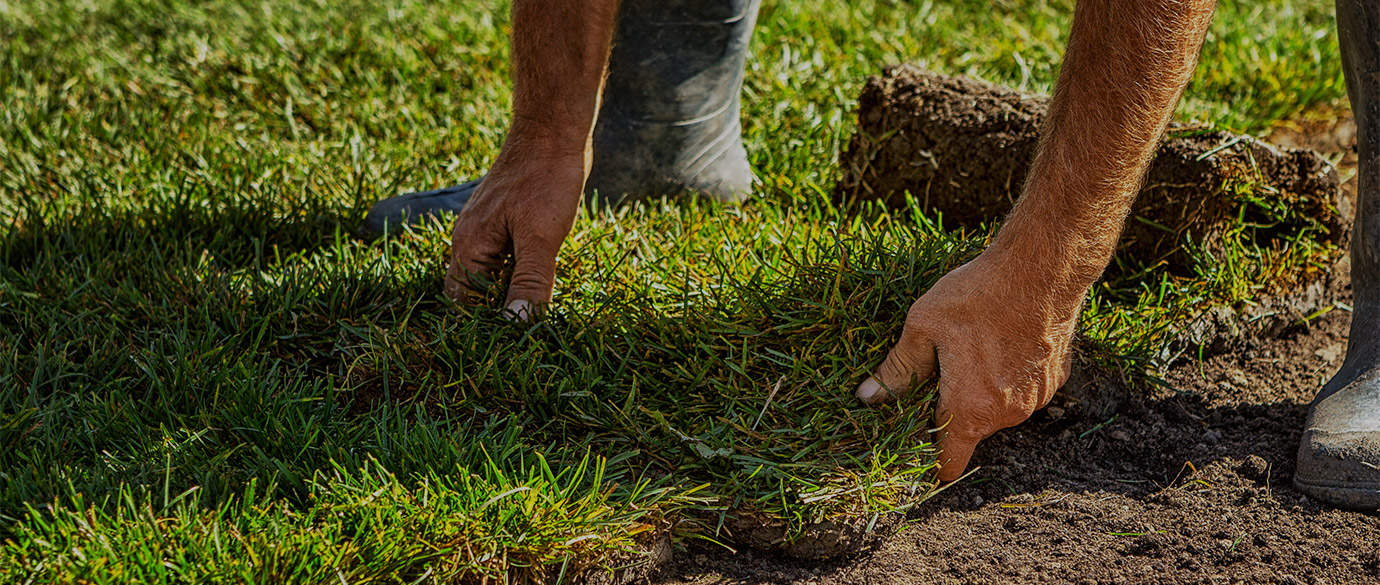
[0,0,1346,582]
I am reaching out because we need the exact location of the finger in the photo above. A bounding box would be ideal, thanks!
[502,232,561,320]
[445,218,508,304]
[932,391,988,480]
[856,328,937,404]
[934,416,983,482]
[932,377,993,482]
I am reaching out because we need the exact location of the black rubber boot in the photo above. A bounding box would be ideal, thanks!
[1294,0,1380,510]
[364,0,760,234]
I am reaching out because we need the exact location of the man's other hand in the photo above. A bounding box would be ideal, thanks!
[855,247,1081,482]
[445,140,587,319]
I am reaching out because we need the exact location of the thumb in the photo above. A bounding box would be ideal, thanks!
[503,234,561,320]
[856,328,937,404]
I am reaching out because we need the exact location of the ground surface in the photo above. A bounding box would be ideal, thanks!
[0,0,1367,582]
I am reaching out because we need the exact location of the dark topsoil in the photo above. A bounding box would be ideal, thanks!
[649,112,1379,585]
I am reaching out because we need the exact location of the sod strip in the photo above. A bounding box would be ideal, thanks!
[1,198,957,581]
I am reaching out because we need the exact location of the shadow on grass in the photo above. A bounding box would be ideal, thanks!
[0,194,965,573]
[0,189,462,514]
[1,187,377,272]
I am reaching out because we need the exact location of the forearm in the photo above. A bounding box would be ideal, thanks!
[862,0,1217,481]
[991,0,1216,298]
[445,0,621,308]
[503,0,622,164]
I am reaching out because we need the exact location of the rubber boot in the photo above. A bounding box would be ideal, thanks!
[364,0,759,234]
[1294,0,1380,510]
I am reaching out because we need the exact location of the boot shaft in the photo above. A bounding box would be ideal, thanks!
[1340,0,1380,296]
[1329,0,1380,389]
[603,0,760,124]
[588,0,761,204]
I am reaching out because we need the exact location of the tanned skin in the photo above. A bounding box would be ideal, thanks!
[856,0,1217,480]
[445,0,622,318]
[450,0,1216,482]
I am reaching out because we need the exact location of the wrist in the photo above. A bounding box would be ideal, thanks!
[490,120,593,190]
[479,128,591,209]
[987,174,1127,294]
[507,113,593,151]
[983,218,1109,308]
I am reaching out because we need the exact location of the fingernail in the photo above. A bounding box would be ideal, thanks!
[856,377,883,403]
[504,299,532,322]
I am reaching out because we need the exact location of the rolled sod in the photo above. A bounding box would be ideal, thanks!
[837,65,1344,275]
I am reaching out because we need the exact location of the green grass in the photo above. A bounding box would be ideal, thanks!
[0,0,1347,582]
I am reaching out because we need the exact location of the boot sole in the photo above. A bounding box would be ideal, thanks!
[1293,477,1380,510]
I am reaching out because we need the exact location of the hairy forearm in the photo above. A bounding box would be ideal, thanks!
[505,0,622,161]
[991,0,1216,298]
[444,0,622,308]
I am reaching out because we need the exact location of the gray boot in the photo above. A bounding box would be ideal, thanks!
[1294,0,1380,510]
[364,0,760,234]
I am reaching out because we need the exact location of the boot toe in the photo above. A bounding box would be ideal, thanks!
[363,179,481,236]
[1295,373,1380,510]
[1296,430,1380,509]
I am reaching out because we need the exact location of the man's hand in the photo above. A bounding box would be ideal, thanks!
[445,141,587,318]
[441,0,620,315]
[856,246,1080,482]
[855,0,1216,482]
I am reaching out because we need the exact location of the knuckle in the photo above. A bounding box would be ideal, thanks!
[508,269,553,294]
[942,416,990,448]
[520,228,564,252]
[939,400,991,434]
[905,301,961,342]
[881,344,929,382]
[898,313,937,349]
[902,300,933,332]
[1002,385,1045,427]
